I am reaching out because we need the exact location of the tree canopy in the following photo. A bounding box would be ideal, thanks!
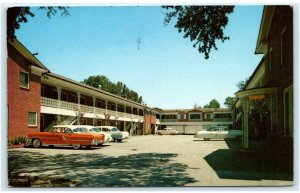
[7,6,69,41]
[83,75,143,104]
[224,96,237,108]
[162,6,234,59]
[203,99,220,108]
[236,78,249,91]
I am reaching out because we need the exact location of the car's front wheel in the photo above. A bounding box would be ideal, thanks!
[117,139,122,142]
[72,144,81,150]
[32,139,41,148]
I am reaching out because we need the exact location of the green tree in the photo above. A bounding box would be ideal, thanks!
[83,75,144,104]
[224,96,237,108]
[7,6,69,41]
[162,6,234,59]
[236,78,249,91]
[83,75,112,91]
[203,99,221,108]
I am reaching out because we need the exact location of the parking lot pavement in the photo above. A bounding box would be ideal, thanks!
[8,135,293,187]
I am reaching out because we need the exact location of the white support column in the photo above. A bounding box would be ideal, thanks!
[57,115,61,124]
[77,92,81,124]
[93,97,97,126]
[93,97,96,114]
[116,104,118,117]
[242,97,249,149]
[271,93,278,134]
[56,86,62,108]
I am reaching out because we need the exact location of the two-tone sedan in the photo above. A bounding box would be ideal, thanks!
[57,125,107,145]
[194,126,242,141]
[84,126,113,143]
[97,126,129,142]
[27,126,102,150]
[157,128,179,135]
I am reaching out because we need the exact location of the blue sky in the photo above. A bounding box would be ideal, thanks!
[15,5,264,109]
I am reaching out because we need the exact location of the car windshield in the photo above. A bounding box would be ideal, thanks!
[219,127,228,131]
[74,127,88,133]
[91,127,100,132]
[207,127,218,131]
[64,128,73,134]
[111,127,120,132]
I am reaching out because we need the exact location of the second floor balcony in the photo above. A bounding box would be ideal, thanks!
[41,97,144,121]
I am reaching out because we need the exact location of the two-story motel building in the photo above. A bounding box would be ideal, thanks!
[7,39,233,140]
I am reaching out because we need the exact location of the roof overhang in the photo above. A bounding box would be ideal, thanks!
[235,87,277,98]
[42,72,147,109]
[255,6,275,54]
[244,58,265,90]
[31,65,48,76]
[8,39,49,71]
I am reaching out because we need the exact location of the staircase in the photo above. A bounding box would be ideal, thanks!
[60,116,77,125]
[44,116,77,131]
[129,119,143,136]
[44,119,58,132]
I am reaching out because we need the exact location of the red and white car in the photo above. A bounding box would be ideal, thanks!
[27,126,104,149]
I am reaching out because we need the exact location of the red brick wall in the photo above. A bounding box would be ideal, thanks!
[264,6,293,136]
[144,115,156,134]
[7,46,41,139]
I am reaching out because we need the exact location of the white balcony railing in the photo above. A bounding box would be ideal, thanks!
[213,118,232,122]
[61,100,77,111]
[41,97,58,108]
[41,97,144,120]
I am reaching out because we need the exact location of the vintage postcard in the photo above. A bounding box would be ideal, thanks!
[4,3,295,189]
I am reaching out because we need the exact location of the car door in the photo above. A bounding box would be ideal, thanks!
[59,128,73,145]
[205,127,217,139]
[217,127,228,139]
[41,128,60,145]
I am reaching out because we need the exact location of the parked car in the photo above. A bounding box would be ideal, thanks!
[56,125,106,145]
[27,126,103,149]
[157,128,179,135]
[96,126,129,142]
[194,126,242,141]
[85,126,113,143]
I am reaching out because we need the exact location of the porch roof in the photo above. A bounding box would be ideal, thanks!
[235,86,277,98]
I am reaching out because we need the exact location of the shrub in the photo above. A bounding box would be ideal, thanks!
[8,136,30,146]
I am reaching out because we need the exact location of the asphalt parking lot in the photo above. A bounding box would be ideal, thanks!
[8,135,293,187]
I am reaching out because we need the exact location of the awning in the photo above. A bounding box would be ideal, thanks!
[235,87,277,98]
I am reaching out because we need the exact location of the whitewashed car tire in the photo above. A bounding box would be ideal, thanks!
[32,139,41,148]
[72,144,81,150]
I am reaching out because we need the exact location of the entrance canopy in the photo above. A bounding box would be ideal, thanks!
[235,87,277,99]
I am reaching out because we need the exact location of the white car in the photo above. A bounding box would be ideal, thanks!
[84,126,113,143]
[157,128,179,135]
[194,126,242,141]
[97,126,129,142]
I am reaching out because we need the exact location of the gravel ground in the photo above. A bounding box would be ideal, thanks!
[8,135,293,187]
